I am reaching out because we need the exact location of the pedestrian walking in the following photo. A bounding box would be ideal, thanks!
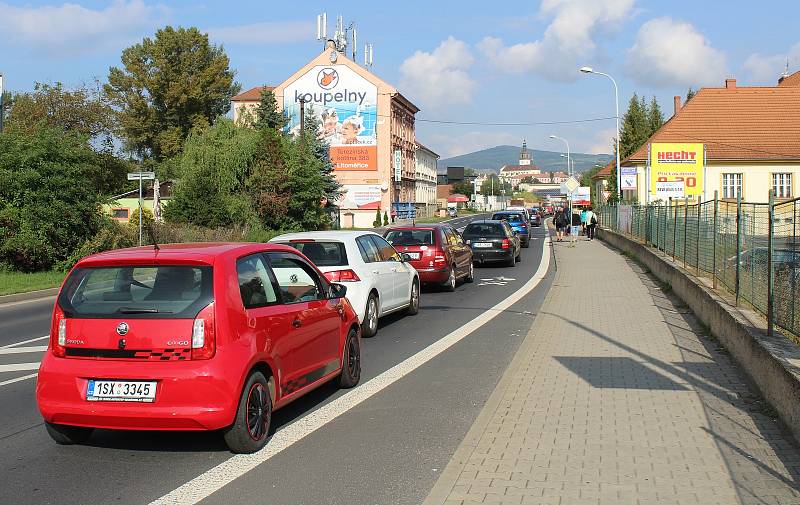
[570,209,581,246]
[554,208,568,242]
[580,208,587,235]
[585,206,598,240]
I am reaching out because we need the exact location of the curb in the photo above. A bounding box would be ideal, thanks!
[422,235,556,505]
[0,288,59,305]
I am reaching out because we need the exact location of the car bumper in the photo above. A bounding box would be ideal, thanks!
[413,267,450,284]
[471,249,514,263]
[340,281,368,323]
[37,354,239,431]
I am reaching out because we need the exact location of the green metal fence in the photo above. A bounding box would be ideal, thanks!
[598,195,800,339]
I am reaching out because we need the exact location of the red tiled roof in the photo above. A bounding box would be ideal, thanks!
[500,164,540,172]
[778,70,800,87]
[232,86,275,102]
[625,79,800,163]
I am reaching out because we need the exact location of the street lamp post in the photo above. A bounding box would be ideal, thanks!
[549,134,573,222]
[580,66,620,202]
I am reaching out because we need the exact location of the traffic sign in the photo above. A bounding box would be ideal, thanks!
[127,172,155,180]
[560,176,580,195]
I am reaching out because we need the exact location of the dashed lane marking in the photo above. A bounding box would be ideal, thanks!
[0,346,47,355]
[151,226,552,505]
[0,335,49,349]
[0,373,38,387]
[0,363,41,373]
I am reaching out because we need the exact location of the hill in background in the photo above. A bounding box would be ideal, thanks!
[437,145,612,174]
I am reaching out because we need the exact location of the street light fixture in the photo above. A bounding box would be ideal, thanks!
[579,66,620,202]
[549,134,573,220]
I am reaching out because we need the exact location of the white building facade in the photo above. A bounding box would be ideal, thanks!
[414,143,439,217]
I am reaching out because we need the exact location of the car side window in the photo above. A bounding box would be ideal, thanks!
[266,253,326,304]
[356,235,381,263]
[236,254,278,309]
[370,235,402,262]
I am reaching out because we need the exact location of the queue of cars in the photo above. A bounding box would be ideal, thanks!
[37,214,537,454]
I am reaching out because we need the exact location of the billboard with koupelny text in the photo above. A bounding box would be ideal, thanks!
[284,64,377,171]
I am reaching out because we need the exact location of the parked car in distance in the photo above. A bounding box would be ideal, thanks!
[271,231,420,338]
[529,208,542,227]
[492,211,531,248]
[461,220,521,266]
[384,224,473,291]
[448,207,458,217]
[37,243,361,454]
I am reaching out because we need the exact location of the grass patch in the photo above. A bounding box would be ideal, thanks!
[0,270,66,296]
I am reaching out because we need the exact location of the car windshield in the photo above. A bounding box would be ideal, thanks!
[59,265,213,319]
[493,213,524,223]
[282,241,348,267]
[385,229,435,246]
[463,223,505,238]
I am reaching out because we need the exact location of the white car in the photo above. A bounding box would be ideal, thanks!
[270,231,420,337]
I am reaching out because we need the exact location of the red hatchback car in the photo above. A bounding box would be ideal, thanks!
[37,243,361,453]
[384,224,473,291]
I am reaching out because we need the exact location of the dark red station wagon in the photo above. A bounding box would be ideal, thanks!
[384,224,473,291]
[37,243,361,453]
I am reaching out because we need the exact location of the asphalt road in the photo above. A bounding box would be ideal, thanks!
[0,216,554,505]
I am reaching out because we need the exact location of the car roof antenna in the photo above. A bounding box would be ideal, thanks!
[146,223,160,251]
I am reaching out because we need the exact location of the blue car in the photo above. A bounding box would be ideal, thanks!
[492,211,530,248]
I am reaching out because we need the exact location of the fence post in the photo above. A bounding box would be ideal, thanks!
[696,196,702,271]
[683,196,689,268]
[767,190,775,337]
[712,190,718,289]
[672,198,678,260]
[735,194,742,306]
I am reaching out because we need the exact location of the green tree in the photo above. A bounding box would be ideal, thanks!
[0,127,118,271]
[253,88,287,130]
[686,87,697,102]
[520,176,534,184]
[6,82,116,143]
[383,211,389,226]
[647,96,664,137]
[619,93,649,159]
[374,208,382,228]
[105,26,241,161]
[165,119,260,227]
[451,180,474,197]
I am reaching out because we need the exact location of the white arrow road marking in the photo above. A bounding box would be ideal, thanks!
[0,373,38,387]
[0,346,47,355]
[0,335,49,349]
[0,363,41,373]
[150,232,552,505]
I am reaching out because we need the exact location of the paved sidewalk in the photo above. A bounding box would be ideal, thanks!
[424,237,800,505]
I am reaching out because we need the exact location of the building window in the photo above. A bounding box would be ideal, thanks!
[722,173,742,199]
[112,208,129,219]
[773,173,792,198]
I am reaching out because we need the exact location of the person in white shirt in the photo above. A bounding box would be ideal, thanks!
[584,207,598,240]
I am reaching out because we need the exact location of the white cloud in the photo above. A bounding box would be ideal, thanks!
[426,131,518,159]
[207,21,313,45]
[742,42,800,85]
[626,17,726,88]
[399,37,476,108]
[478,0,636,81]
[0,1,167,57]
[582,127,617,155]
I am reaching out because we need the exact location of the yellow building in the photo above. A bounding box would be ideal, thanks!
[622,73,800,204]
[232,41,419,228]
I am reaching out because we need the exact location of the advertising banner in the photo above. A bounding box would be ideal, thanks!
[338,185,382,209]
[284,65,378,171]
[573,186,591,206]
[649,143,703,198]
[621,166,637,190]
[656,180,685,199]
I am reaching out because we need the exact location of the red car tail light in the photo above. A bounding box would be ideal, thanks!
[50,304,66,358]
[433,253,447,265]
[501,239,511,250]
[324,269,361,282]
[191,303,216,360]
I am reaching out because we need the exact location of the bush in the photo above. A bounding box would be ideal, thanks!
[383,211,389,226]
[127,206,154,230]
[373,208,382,228]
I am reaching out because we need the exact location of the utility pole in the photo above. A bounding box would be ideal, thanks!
[299,97,306,147]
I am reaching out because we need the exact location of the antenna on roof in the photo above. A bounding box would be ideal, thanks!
[364,43,374,67]
[316,12,328,46]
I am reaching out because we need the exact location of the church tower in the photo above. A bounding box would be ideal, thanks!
[519,139,531,166]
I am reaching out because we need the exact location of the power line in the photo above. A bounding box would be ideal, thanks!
[414,116,618,126]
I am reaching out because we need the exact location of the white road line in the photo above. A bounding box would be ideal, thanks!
[0,363,41,373]
[0,335,49,349]
[0,346,47,355]
[151,231,552,505]
[0,373,38,387]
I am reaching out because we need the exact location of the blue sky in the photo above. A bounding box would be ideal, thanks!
[1,0,799,158]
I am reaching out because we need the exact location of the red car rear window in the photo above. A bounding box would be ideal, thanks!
[385,230,435,246]
[59,266,213,319]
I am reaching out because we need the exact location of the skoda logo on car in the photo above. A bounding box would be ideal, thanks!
[116,322,129,336]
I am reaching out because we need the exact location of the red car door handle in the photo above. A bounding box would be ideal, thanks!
[292,318,302,328]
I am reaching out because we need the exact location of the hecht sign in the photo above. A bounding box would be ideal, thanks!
[649,143,704,199]
[284,64,378,171]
